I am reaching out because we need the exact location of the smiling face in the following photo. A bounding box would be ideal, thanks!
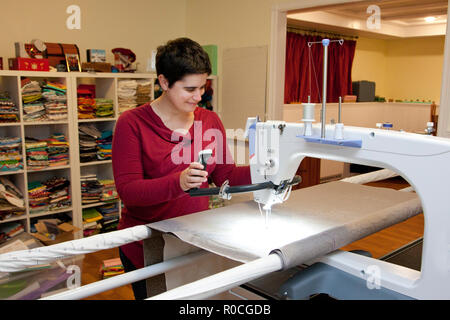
[159,73,208,114]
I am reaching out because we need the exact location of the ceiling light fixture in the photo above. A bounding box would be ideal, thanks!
[425,16,437,23]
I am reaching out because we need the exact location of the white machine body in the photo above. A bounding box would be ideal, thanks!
[249,119,450,299]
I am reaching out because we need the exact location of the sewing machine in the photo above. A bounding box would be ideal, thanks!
[243,117,450,300]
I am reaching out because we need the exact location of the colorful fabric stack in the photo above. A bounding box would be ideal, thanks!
[95,98,114,118]
[0,221,24,240]
[0,137,23,172]
[81,174,103,204]
[79,124,101,163]
[77,97,96,119]
[42,81,68,121]
[0,91,19,123]
[98,203,119,233]
[96,130,112,161]
[0,177,25,221]
[25,134,69,170]
[97,202,119,216]
[45,177,71,211]
[82,207,103,237]
[99,179,118,202]
[117,79,137,114]
[45,134,69,167]
[136,80,152,105]
[25,139,49,170]
[22,79,45,122]
[28,181,50,213]
[99,258,124,279]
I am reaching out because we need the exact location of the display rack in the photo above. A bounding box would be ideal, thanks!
[0,70,218,241]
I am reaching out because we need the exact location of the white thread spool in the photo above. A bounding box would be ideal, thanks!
[334,123,344,140]
[302,103,315,136]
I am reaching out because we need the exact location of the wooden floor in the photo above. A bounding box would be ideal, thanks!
[81,176,424,300]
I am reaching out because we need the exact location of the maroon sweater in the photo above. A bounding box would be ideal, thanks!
[112,103,251,268]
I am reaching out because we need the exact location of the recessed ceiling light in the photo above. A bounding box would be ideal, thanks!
[425,16,437,22]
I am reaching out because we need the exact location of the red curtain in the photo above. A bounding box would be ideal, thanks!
[284,32,356,104]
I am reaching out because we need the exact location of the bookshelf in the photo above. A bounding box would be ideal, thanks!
[0,70,218,242]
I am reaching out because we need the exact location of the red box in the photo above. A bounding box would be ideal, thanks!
[8,57,49,71]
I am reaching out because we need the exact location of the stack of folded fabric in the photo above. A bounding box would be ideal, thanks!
[42,81,68,121]
[136,80,152,106]
[28,181,50,213]
[0,137,23,172]
[0,91,19,123]
[117,79,137,114]
[97,203,119,230]
[96,130,112,161]
[82,207,103,237]
[94,98,114,118]
[45,134,69,167]
[22,79,45,122]
[99,258,124,279]
[79,124,101,163]
[81,174,103,204]
[77,97,96,119]
[25,138,49,170]
[0,177,25,221]
[44,177,71,211]
[99,179,118,202]
[25,134,69,170]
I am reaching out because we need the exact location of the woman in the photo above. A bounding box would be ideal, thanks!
[112,37,251,299]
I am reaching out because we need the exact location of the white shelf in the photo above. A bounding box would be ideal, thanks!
[26,165,71,173]
[0,70,217,241]
[29,207,73,219]
[0,170,24,176]
[80,160,112,167]
[77,118,117,123]
[0,122,21,127]
[0,215,27,224]
[82,201,119,209]
[23,120,69,126]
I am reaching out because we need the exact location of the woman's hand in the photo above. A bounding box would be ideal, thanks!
[180,162,208,191]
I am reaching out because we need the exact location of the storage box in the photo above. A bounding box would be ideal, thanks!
[81,62,111,72]
[31,222,80,246]
[343,95,357,103]
[44,42,80,67]
[8,57,50,71]
[352,80,376,102]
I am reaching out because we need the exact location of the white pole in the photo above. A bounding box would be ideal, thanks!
[148,253,284,300]
[0,225,152,272]
[41,250,211,300]
[340,168,398,185]
[321,39,329,139]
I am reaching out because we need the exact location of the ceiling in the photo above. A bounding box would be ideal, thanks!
[287,0,448,38]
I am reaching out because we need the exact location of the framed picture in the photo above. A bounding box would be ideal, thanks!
[65,53,81,72]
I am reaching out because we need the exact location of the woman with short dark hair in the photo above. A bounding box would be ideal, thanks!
[112,37,251,300]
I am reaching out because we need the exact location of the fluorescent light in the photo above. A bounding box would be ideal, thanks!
[425,16,437,22]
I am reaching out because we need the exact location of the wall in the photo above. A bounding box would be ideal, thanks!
[186,0,294,122]
[385,36,445,104]
[352,37,388,98]
[0,0,187,72]
[352,36,445,104]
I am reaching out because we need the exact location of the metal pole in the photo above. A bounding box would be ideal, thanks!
[41,250,211,300]
[321,39,330,138]
[148,253,284,300]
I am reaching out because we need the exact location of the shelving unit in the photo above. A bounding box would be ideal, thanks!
[0,70,218,242]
